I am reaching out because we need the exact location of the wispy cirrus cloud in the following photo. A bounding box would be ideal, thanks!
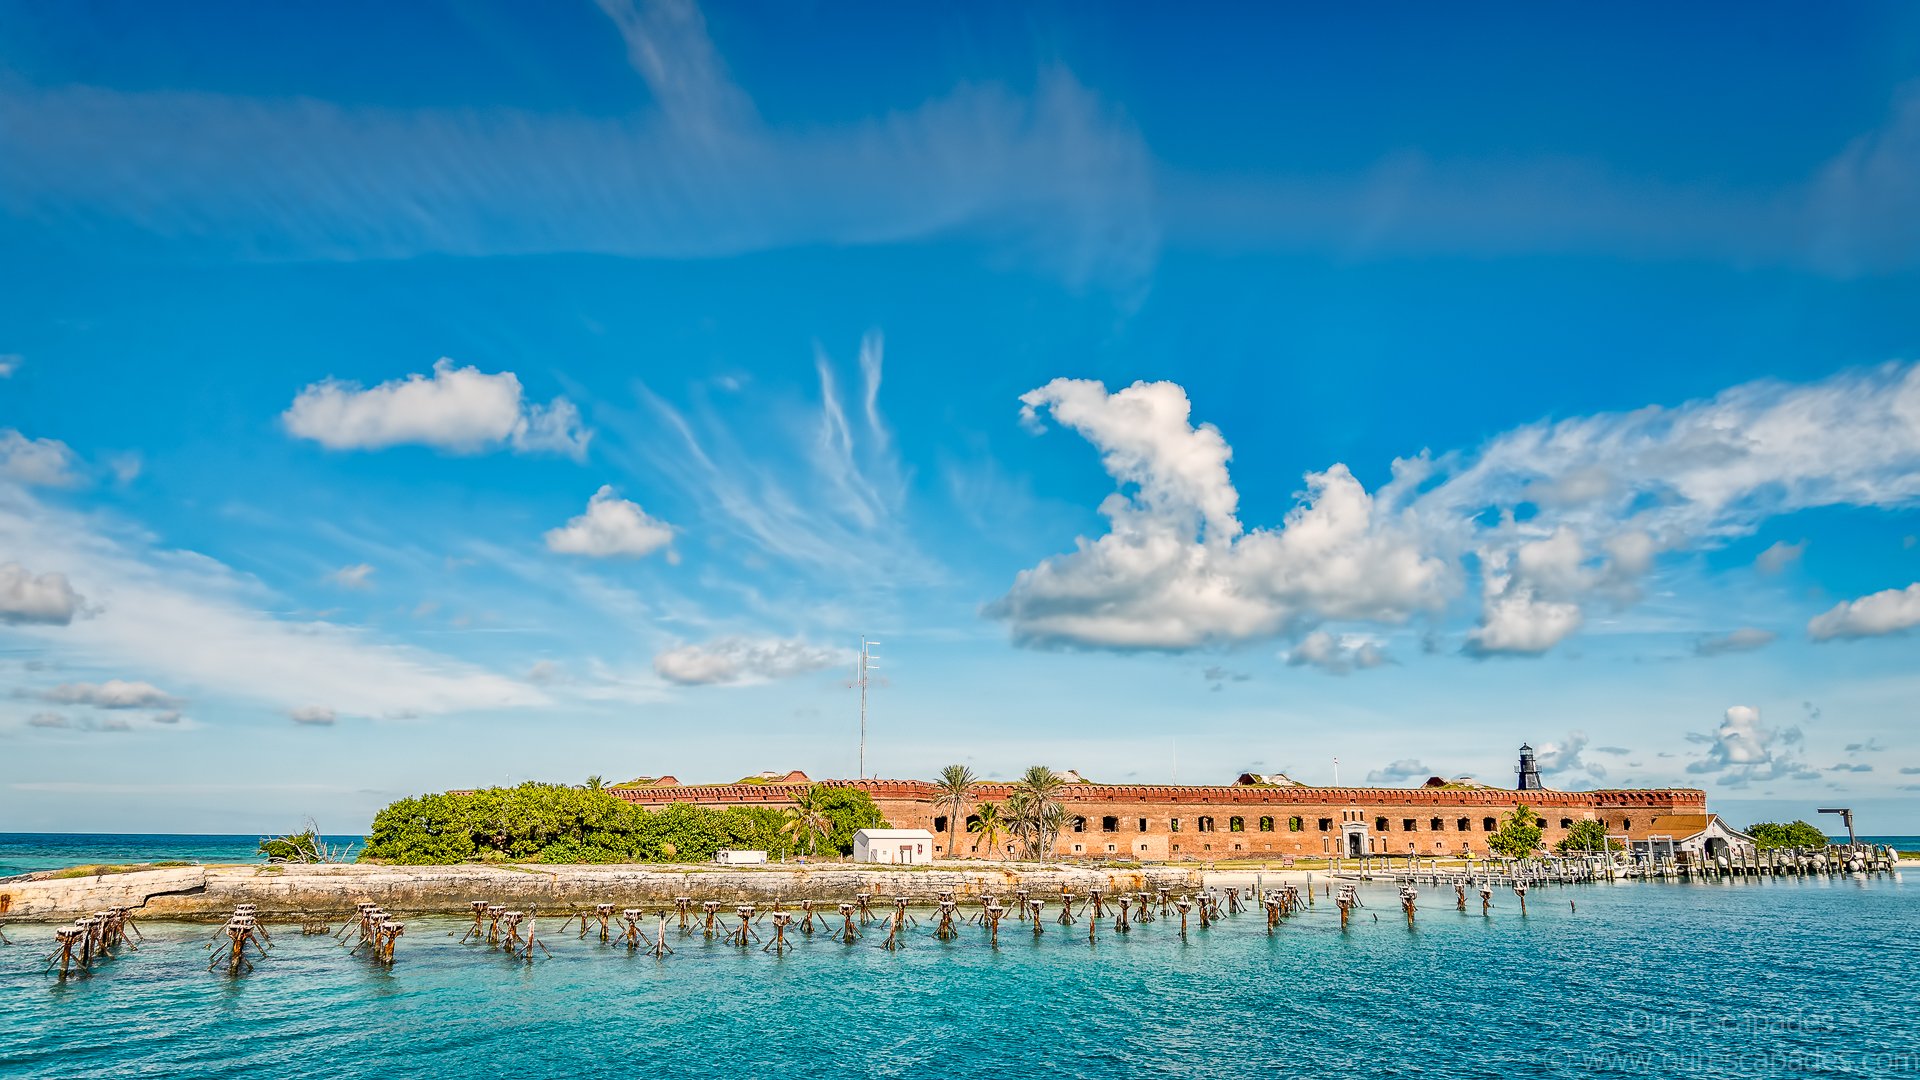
[597,332,937,587]
[1163,85,1920,276]
[0,0,1155,293]
[0,483,546,719]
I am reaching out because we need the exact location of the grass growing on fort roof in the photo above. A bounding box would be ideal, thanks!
[359,782,886,865]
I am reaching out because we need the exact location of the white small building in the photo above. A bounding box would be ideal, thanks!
[852,828,935,865]
[1629,814,1756,864]
[714,849,768,865]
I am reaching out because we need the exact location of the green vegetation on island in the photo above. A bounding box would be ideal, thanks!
[360,782,885,864]
[1554,818,1624,855]
[1487,803,1544,858]
[1745,820,1833,849]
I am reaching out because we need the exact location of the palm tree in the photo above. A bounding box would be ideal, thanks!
[585,775,606,791]
[781,786,834,858]
[1013,765,1065,859]
[1003,791,1034,860]
[932,764,977,859]
[968,802,1005,860]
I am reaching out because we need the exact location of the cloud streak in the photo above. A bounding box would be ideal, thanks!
[0,0,1156,292]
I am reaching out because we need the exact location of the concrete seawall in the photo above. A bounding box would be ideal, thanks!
[0,863,1204,922]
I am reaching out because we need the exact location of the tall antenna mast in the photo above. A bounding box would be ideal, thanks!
[855,636,880,778]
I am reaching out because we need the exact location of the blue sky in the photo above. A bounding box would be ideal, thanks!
[3,1,1918,833]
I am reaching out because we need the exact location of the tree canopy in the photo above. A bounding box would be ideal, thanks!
[1746,820,1832,849]
[360,782,886,864]
[1487,803,1544,858]
[1553,818,1622,854]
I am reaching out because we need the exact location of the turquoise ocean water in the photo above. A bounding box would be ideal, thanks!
[1,872,1913,1079]
[0,834,364,878]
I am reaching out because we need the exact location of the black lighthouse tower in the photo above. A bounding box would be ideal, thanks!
[1515,744,1543,791]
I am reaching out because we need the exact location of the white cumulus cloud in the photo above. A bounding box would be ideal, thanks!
[289,705,337,726]
[1286,631,1389,675]
[652,636,844,686]
[39,679,182,709]
[995,361,1920,656]
[283,359,590,459]
[1808,582,1920,641]
[1366,758,1433,784]
[0,430,81,487]
[989,379,1447,649]
[0,562,83,625]
[544,485,674,558]
[1687,705,1816,787]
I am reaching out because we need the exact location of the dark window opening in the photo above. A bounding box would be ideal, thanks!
[1197,816,1215,833]
[1228,816,1245,832]
[1318,818,1333,832]
[1289,816,1304,832]
[1258,816,1275,832]
[1375,817,1389,832]
[1482,817,1497,832]
[1430,817,1444,831]
[1071,816,1086,833]
[1101,816,1119,832]
[1402,818,1417,832]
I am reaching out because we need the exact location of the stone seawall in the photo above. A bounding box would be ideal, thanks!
[0,863,1203,922]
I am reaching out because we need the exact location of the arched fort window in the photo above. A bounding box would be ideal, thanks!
[965,814,981,831]
[1402,818,1417,832]
[934,816,948,834]
[1430,817,1444,831]
[1137,818,1148,832]
[1318,818,1332,832]
[1375,817,1389,832]
[1289,816,1303,832]
[1170,818,1182,832]
[1559,818,1573,829]
[1621,818,1632,831]
[1071,816,1086,833]
[1228,816,1245,832]
[1258,816,1274,832]
[1101,816,1118,832]
[1482,817,1497,832]
[1197,816,1215,832]
[1457,817,1470,831]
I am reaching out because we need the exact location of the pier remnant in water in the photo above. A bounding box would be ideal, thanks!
[1175,897,1191,935]
[725,905,759,947]
[1455,882,1467,911]
[1512,884,1528,917]
[1028,899,1045,936]
[210,913,267,975]
[1115,896,1131,934]
[837,903,858,944]
[1479,884,1493,916]
[615,908,648,950]
[1400,886,1418,927]
[1057,892,1075,926]
[702,901,720,938]
[983,901,1005,945]
[935,899,959,942]
[765,911,794,954]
